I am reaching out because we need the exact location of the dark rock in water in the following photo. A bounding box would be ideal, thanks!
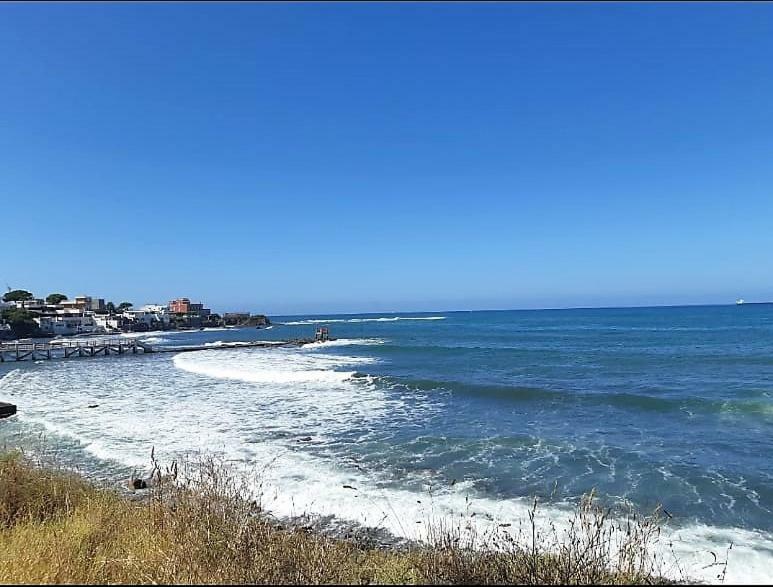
[298,436,312,442]
[351,372,367,379]
[87,404,99,409]
[342,484,358,491]
[130,478,147,490]
[238,314,272,327]
[0,402,17,419]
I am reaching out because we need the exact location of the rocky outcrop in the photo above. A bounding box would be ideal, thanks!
[0,402,17,419]
[237,315,271,328]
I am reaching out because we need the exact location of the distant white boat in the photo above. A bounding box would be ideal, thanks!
[736,298,745,305]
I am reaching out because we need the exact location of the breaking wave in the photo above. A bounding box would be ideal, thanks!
[300,338,386,349]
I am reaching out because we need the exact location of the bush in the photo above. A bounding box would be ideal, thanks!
[0,308,40,338]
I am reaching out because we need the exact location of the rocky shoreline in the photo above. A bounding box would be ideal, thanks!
[119,470,416,552]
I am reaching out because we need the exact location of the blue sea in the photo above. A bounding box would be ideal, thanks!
[1,304,773,582]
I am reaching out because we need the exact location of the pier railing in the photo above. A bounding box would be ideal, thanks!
[0,336,324,362]
[0,337,146,362]
[0,337,126,351]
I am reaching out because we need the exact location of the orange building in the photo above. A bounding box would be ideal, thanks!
[169,298,192,314]
[169,298,210,317]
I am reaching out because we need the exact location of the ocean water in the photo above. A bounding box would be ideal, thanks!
[1,305,773,582]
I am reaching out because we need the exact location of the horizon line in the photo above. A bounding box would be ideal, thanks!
[267,300,772,318]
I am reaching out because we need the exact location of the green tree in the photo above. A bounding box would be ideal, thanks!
[45,293,68,305]
[106,302,117,314]
[2,289,33,303]
[117,302,133,312]
[0,308,40,338]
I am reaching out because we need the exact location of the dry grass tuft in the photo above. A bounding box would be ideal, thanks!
[0,450,676,584]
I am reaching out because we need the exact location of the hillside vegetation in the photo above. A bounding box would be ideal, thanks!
[0,451,673,584]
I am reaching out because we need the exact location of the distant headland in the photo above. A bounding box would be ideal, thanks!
[0,288,270,341]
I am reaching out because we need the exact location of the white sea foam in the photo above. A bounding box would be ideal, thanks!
[202,340,286,348]
[240,449,773,585]
[300,338,386,349]
[173,348,378,385]
[140,336,170,345]
[0,347,399,466]
[119,331,167,339]
[2,350,773,584]
[281,316,446,326]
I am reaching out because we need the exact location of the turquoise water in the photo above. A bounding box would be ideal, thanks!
[1,304,773,581]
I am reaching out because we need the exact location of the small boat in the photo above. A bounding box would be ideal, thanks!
[736,298,745,305]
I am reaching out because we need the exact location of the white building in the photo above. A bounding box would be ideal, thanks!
[123,307,171,328]
[93,314,123,333]
[35,314,96,336]
[123,310,154,328]
[12,299,46,311]
[138,305,172,326]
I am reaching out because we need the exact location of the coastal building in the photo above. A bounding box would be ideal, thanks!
[169,298,211,318]
[12,298,46,311]
[169,298,192,314]
[123,308,171,329]
[140,304,170,315]
[60,295,105,312]
[93,314,124,333]
[55,307,87,316]
[35,314,96,336]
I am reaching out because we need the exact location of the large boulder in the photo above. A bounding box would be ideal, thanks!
[129,478,147,490]
[242,314,271,327]
[0,402,17,419]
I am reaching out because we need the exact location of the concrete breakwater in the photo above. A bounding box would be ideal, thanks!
[150,339,318,354]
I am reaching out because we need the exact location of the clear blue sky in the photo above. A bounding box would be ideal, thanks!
[2,3,772,315]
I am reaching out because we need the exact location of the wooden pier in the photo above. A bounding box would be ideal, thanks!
[0,337,322,363]
[0,338,149,362]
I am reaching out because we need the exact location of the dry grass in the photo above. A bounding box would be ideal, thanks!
[0,450,676,584]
